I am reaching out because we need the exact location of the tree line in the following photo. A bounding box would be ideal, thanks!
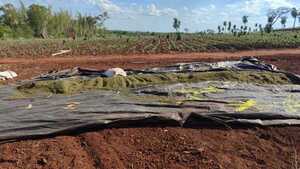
[216,7,300,35]
[0,1,108,39]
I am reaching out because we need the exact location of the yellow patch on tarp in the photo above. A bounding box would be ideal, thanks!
[230,99,257,112]
[284,95,300,113]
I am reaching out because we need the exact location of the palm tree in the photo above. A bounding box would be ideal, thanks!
[244,26,248,32]
[228,21,232,32]
[217,25,221,33]
[173,18,181,32]
[259,24,263,36]
[280,16,287,28]
[291,8,298,28]
[232,25,237,35]
[242,16,249,26]
[223,21,227,32]
[254,23,258,32]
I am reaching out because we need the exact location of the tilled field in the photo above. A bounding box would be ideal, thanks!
[1,49,300,169]
[0,127,299,169]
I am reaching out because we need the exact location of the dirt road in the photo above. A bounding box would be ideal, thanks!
[0,49,300,169]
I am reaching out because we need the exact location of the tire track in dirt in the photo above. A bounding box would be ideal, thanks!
[80,132,127,169]
[78,135,102,169]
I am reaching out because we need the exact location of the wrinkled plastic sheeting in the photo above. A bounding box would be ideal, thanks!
[1,81,300,141]
[0,71,17,80]
[141,58,277,73]
[33,58,278,80]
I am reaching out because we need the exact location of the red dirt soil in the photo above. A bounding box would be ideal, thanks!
[1,49,300,169]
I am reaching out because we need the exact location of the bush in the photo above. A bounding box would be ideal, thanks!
[0,25,12,38]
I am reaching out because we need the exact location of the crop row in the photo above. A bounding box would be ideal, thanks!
[0,31,300,57]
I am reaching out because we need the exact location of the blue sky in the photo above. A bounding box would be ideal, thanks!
[1,0,300,32]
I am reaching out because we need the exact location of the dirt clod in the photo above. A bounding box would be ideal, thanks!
[37,158,47,166]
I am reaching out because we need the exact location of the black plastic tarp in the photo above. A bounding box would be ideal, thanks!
[1,59,300,142]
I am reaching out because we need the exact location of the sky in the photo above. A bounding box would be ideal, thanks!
[0,0,300,32]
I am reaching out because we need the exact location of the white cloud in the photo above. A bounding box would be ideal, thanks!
[235,0,294,15]
[147,4,160,16]
[265,0,294,8]
[161,8,178,17]
[99,0,121,12]
[88,0,121,13]
[146,3,178,17]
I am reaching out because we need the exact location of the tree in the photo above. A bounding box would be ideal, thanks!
[244,26,248,34]
[242,16,248,26]
[0,3,19,27]
[27,4,51,37]
[280,16,287,28]
[223,21,227,32]
[264,7,291,33]
[291,8,298,28]
[75,11,109,38]
[0,25,12,38]
[48,10,72,37]
[96,11,109,26]
[217,25,221,33]
[259,24,263,36]
[228,21,232,31]
[173,18,181,32]
[0,2,109,39]
[0,2,33,38]
[265,23,272,33]
[233,24,237,30]
[254,23,258,32]
[232,24,237,35]
[267,7,290,29]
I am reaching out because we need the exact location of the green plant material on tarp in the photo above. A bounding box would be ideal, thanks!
[17,71,296,95]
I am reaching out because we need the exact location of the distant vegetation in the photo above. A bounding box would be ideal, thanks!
[0,2,300,57]
[1,1,300,40]
[0,1,108,39]
[217,7,300,35]
[1,31,300,57]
